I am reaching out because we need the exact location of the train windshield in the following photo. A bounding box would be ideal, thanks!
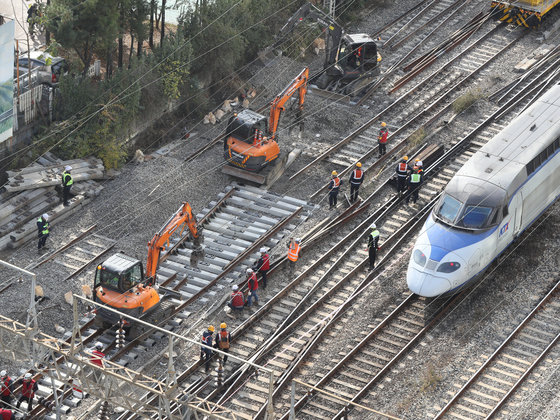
[436,194,462,224]
[459,206,493,229]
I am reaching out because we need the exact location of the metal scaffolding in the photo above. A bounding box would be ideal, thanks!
[0,276,274,419]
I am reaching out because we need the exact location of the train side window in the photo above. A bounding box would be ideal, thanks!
[526,161,534,175]
[503,206,508,217]
[547,144,554,157]
[554,138,560,150]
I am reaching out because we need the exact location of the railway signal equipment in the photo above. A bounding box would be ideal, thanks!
[93,202,201,337]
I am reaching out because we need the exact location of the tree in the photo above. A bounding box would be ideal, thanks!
[46,0,119,75]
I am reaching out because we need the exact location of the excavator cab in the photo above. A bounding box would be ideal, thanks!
[224,109,280,172]
[94,254,144,293]
[338,34,380,74]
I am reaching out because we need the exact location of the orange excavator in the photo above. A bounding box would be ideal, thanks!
[93,202,201,336]
[223,67,309,174]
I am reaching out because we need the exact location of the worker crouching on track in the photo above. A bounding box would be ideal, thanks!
[0,371,13,409]
[227,285,245,318]
[16,373,37,412]
[378,122,388,157]
[367,223,380,270]
[0,408,14,420]
[328,171,342,209]
[255,247,270,289]
[215,323,231,364]
[90,342,105,367]
[201,325,214,372]
[349,162,364,203]
[396,156,410,196]
[287,238,301,274]
[246,268,259,307]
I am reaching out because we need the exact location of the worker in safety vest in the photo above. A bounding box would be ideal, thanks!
[328,171,342,209]
[396,156,410,196]
[246,268,259,307]
[406,168,423,205]
[378,122,388,157]
[227,285,245,317]
[90,342,105,367]
[367,223,380,270]
[255,247,270,289]
[36,213,50,251]
[0,408,14,420]
[0,371,13,409]
[349,162,364,203]
[16,373,37,412]
[215,323,231,364]
[287,238,301,274]
[200,325,214,372]
[61,165,74,207]
[414,159,423,173]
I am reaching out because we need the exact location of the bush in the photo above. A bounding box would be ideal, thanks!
[452,89,485,114]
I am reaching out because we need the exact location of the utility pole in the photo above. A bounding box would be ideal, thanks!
[325,0,336,19]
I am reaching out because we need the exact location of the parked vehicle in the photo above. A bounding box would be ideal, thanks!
[15,51,68,86]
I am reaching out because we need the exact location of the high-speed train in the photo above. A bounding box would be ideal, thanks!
[407,82,560,297]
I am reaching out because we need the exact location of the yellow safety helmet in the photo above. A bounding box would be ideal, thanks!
[356,162,362,168]
[208,325,215,332]
[220,323,227,329]
[403,156,409,161]
[331,170,338,176]
[381,122,387,127]
[415,158,420,162]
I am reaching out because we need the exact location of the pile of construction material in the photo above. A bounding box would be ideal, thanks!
[0,153,106,251]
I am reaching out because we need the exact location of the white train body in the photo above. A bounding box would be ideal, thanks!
[407,83,560,297]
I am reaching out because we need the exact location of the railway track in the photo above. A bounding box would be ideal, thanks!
[106,51,560,419]
[294,20,522,194]
[433,278,560,420]
[28,185,313,419]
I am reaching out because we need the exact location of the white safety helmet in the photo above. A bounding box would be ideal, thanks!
[42,213,49,221]
[370,223,376,229]
[260,247,267,253]
[0,370,6,377]
[416,160,423,167]
[95,342,103,350]
[24,373,32,380]
[65,165,72,171]
[232,285,239,291]
[295,238,301,243]
[246,268,253,273]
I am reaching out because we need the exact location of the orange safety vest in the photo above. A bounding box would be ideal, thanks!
[287,242,300,262]
[351,169,363,182]
[331,177,341,189]
[397,162,408,176]
[1,377,11,396]
[378,129,388,144]
[91,350,105,367]
[21,380,36,398]
[218,331,230,349]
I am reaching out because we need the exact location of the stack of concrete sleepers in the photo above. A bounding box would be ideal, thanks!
[0,154,106,250]
[156,183,316,302]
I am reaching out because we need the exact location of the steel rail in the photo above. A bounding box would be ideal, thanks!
[294,21,510,185]
[312,25,519,201]
[381,0,440,47]
[115,204,370,420]
[434,279,560,419]
[256,196,439,420]
[371,0,434,38]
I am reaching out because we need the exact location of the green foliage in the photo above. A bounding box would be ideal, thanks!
[419,364,442,392]
[282,24,322,59]
[160,60,189,99]
[452,89,485,114]
[408,126,427,148]
[47,0,119,72]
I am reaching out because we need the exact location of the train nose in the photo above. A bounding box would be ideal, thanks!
[407,269,452,297]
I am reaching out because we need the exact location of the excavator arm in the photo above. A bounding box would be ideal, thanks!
[145,202,199,280]
[268,67,309,140]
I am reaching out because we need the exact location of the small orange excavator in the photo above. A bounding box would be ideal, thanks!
[93,202,201,336]
[223,67,309,175]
